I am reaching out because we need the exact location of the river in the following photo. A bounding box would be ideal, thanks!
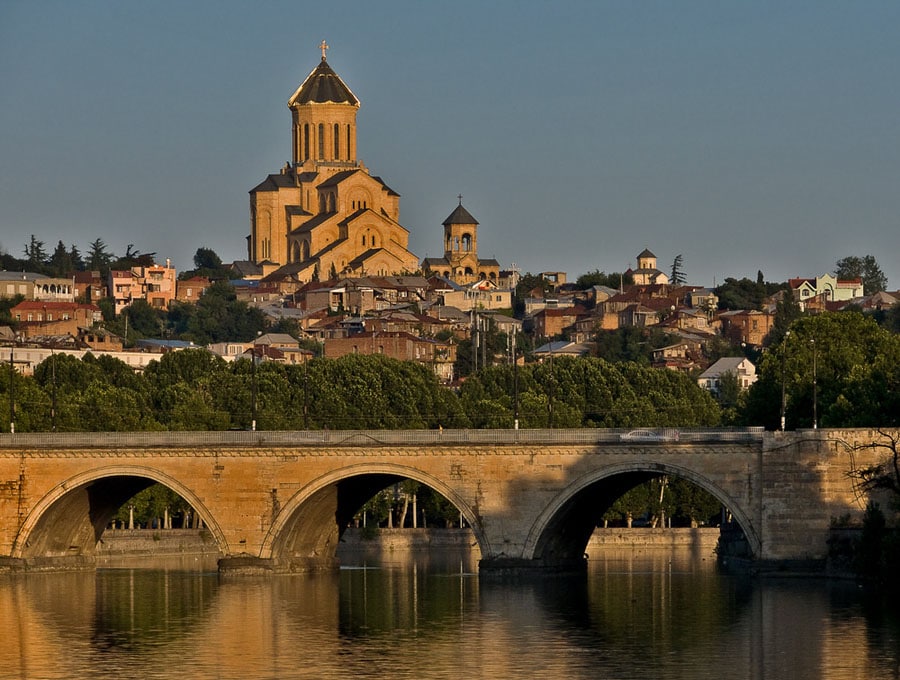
[0,547,897,679]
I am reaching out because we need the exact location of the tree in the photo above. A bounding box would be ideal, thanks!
[23,235,48,272]
[194,247,223,271]
[835,255,887,294]
[48,240,74,276]
[593,327,677,365]
[715,277,786,311]
[110,244,156,271]
[459,356,721,429]
[575,270,633,291]
[767,290,803,347]
[670,254,686,286]
[741,311,900,429]
[87,238,113,273]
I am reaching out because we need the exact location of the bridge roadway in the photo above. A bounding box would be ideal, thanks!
[0,428,891,574]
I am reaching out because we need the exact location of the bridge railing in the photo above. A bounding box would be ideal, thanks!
[0,427,765,450]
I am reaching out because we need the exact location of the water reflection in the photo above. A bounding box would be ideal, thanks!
[0,549,897,679]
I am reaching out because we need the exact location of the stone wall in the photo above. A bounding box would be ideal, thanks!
[97,529,220,556]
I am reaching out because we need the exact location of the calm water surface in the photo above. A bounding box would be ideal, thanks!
[1,549,897,680]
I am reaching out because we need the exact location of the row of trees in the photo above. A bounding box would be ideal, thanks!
[0,350,721,433]
[1,309,898,433]
[1,238,236,282]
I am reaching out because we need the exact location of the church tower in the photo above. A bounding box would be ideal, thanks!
[421,199,499,285]
[288,40,359,168]
[442,199,480,280]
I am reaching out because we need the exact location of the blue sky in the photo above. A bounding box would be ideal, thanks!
[2,1,899,289]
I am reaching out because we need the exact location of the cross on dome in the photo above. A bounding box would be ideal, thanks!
[319,39,329,61]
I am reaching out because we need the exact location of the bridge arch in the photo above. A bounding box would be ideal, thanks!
[523,461,760,568]
[261,463,487,571]
[12,465,228,563]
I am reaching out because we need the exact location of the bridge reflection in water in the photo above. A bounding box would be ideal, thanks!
[1,550,897,679]
[0,428,891,575]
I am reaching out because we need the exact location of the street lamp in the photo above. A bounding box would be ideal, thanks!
[250,331,263,431]
[50,348,57,432]
[780,331,790,431]
[811,337,817,430]
[8,345,14,434]
[512,332,519,430]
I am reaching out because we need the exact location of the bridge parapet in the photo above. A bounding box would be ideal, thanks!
[0,427,765,450]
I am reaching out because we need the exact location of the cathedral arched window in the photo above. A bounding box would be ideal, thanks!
[334,123,340,158]
[304,124,310,161]
[462,234,473,252]
[346,125,351,159]
[361,235,366,246]
[465,267,474,277]
[318,123,325,159]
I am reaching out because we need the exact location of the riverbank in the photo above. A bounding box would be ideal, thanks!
[97,526,721,559]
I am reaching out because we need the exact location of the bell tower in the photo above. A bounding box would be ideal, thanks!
[442,197,480,282]
[288,40,360,167]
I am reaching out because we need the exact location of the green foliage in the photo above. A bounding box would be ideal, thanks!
[166,281,267,344]
[513,272,554,316]
[23,235,48,273]
[741,311,900,429]
[767,291,803,347]
[575,270,632,290]
[835,254,887,294]
[602,476,722,528]
[670,254,686,286]
[715,277,786,311]
[113,483,194,528]
[460,356,721,428]
[0,294,25,326]
[593,327,678,365]
[87,238,113,275]
[179,247,235,281]
[10,350,724,432]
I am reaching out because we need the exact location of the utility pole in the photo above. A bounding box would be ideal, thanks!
[780,331,790,431]
[51,348,57,431]
[513,332,519,430]
[8,345,14,434]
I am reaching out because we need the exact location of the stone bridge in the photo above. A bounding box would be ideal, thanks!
[0,428,893,574]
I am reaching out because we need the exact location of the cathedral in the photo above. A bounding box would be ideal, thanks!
[248,43,420,281]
